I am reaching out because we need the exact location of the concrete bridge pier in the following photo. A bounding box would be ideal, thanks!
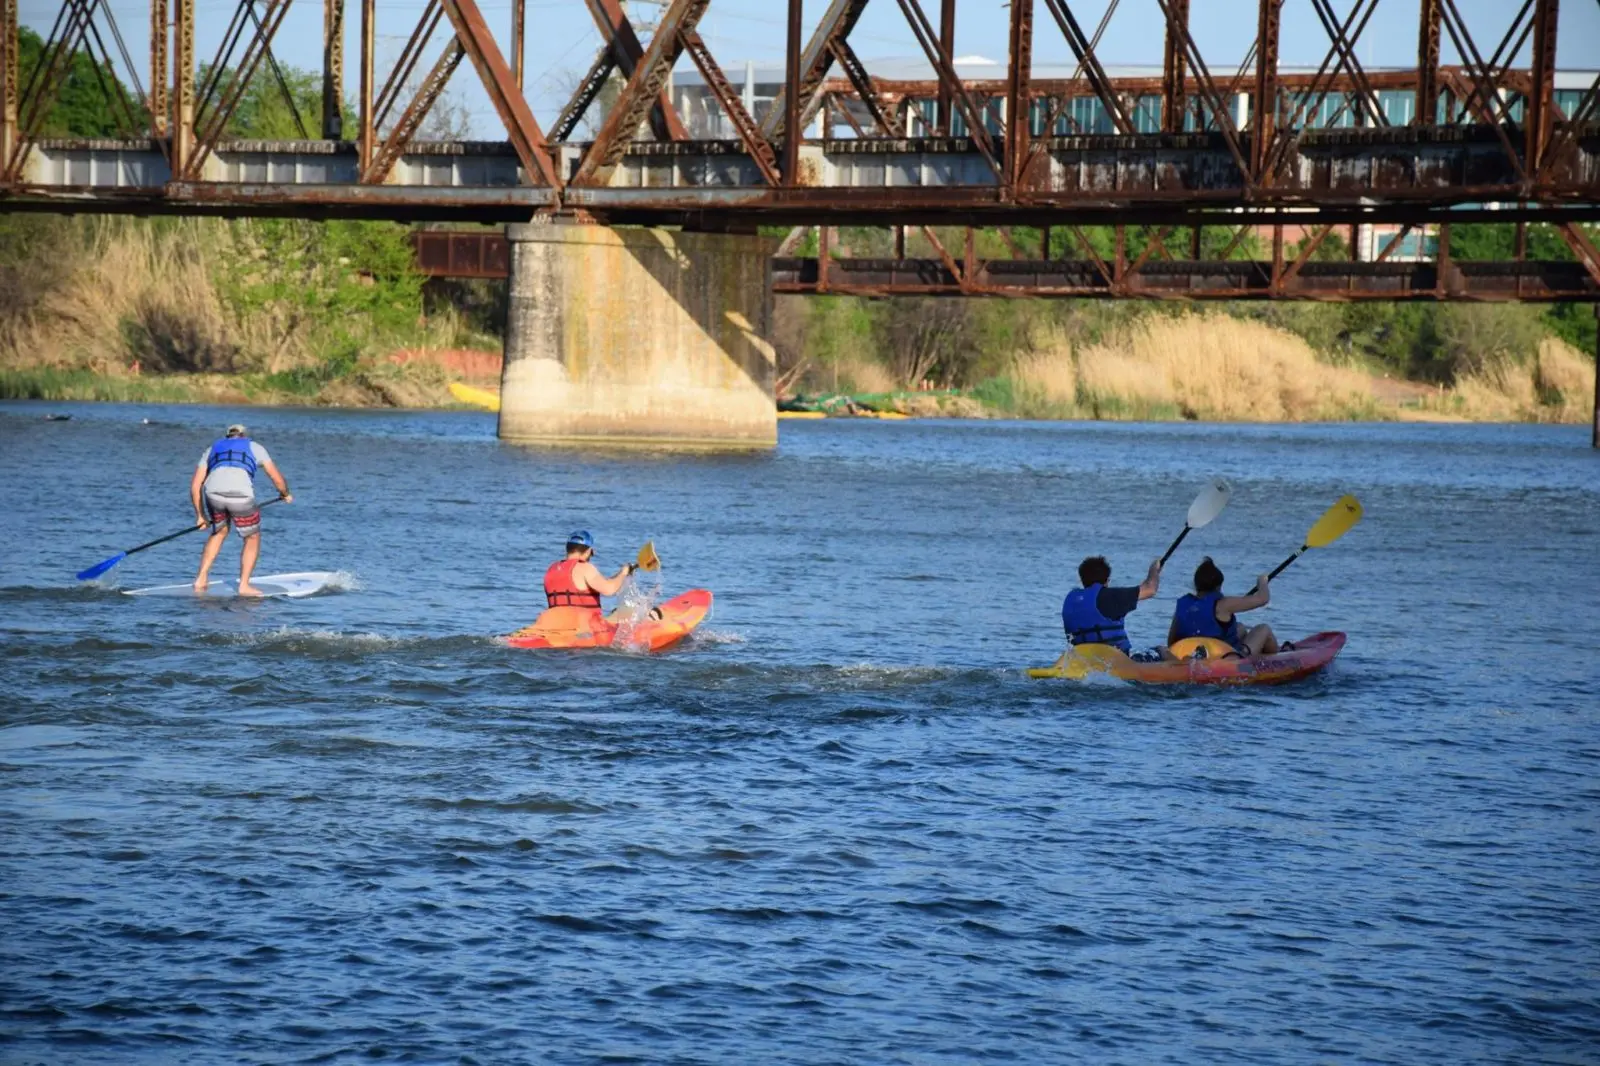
[498,221,777,449]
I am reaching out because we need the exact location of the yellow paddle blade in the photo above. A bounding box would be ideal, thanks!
[637,541,661,572]
[1306,495,1363,549]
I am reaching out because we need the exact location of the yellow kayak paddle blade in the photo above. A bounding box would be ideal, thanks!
[1306,495,1363,549]
[636,541,661,572]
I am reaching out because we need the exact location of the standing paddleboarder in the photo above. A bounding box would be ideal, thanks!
[190,424,292,595]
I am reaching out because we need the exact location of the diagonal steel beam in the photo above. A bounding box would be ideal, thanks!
[1556,223,1600,286]
[585,0,688,142]
[1151,0,1252,182]
[895,0,999,174]
[187,0,294,178]
[441,0,560,187]
[1535,68,1600,184]
[374,0,444,137]
[1264,0,1382,181]
[244,1,309,139]
[363,37,463,184]
[678,27,779,184]
[764,0,873,142]
[551,46,617,142]
[1307,0,1386,127]
[825,38,902,136]
[1041,0,1135,135]
[572,0,707,186]
[7,0,98,179]
[1441,0,1533,128]
[1436,0,1529,179]
[191,0,253,138]
[1019,0,1117,185]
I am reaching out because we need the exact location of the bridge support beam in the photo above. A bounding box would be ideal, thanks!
[498,222,777,449]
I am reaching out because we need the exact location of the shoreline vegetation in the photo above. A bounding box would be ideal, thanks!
[2,28,1594,428]
[0,215,1593,427]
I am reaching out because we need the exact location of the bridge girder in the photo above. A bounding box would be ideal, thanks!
[0,0,1595,285]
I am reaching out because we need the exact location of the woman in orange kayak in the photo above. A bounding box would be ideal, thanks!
[1167,556,1280,657]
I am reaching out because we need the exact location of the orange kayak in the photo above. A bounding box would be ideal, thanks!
[505,589,713,653]
[1029,631,1346,686]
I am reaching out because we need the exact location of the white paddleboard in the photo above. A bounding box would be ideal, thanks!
[124,571,343,599]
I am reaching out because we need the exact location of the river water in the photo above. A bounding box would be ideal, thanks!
[2,401,1597,1065]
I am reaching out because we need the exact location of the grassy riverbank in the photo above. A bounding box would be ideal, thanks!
[0,214,492,409]
[1,216,1592,425]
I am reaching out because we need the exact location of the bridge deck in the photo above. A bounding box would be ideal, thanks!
[9,128,1599,226]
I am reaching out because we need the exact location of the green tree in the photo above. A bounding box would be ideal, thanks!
[16,25,147,137]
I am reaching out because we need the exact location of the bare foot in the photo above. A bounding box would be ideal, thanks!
[193,580,209,593]
[237,584,265,597]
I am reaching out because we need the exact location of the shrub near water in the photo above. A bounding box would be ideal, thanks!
[1430,338,1596,423]
[1013,314,1379,421]
[0,215,475,406]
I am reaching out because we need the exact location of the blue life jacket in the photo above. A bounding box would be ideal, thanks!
[206,437,257,479]
[1061,583,1131,651]
[1173,591,1243,646]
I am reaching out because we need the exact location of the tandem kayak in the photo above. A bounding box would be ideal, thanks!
[1029,631,1346,686]
[505,589,712,653]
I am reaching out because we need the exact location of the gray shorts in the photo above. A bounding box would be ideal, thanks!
[205,492,260,538]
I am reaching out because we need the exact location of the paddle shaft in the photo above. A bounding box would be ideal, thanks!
[1159,526,1192,567]
[1268,547,1304,581]
[79,498,284,579]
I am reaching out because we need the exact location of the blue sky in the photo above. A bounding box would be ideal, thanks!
[19,0,1600,137]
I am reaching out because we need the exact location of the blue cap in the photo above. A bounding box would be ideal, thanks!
[566,530,595,551]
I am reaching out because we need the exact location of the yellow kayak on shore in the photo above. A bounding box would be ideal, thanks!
[449,382,500,412]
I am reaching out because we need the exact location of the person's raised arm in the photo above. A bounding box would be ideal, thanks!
[1218,574,1270,617]
[578,560,638,598]
[1137,559,1162,601]
[260,459,292,503]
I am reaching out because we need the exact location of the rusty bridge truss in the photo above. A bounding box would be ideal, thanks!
[2,0,1599,301]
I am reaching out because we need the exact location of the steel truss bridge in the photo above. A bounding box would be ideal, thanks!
[2,0,1599,301]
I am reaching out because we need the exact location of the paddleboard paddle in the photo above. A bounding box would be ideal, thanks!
[1159,478,1232,566]
[1268,495,1362,580]
[76,497,283,581]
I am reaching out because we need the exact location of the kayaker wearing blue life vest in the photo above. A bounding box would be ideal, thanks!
[1167,556,1279,657]
[1062,555,1167,661]
[189,424,292,595]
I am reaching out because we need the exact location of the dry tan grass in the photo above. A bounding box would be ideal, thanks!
[1020,314,1377,421]
[834,355,898,395]
[2,218,278,374]
[1011,323,1079,408]
[1535,337,1596,422]
[1425,337,1596,423]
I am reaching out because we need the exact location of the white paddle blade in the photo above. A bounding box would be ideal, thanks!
[1186,478,1232,529]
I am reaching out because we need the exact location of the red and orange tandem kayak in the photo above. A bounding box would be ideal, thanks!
[1029,631,1346,686]
[505,589,713,653]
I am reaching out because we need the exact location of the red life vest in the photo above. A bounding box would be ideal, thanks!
[544,559,602,609]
